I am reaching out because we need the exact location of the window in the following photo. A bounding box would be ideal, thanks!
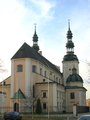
[40,68,42,75]
[56,77,58,82]
[59,79,60,84]
[70,93,75,99]
[33,86,34,97]
[54,75,55,81]
[43,92,46,97]
[43,79,45,82]
[50,72,52,75]
[4,81,6,85]
[44,71,46,77]
[32,66,36,72]
[17,65,23,72]
[43,103,46,109]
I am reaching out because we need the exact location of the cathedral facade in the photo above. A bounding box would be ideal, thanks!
[0,22,87,113]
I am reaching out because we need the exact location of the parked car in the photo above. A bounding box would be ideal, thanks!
[3,111,22,120]
[78,115,90,120]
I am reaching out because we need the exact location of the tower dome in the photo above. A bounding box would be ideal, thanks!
[66,74,83,83]
[66,67,83,83]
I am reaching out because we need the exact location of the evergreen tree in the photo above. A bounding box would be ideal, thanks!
[36,98,42,114]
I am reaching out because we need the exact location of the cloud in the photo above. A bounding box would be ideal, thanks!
[29,0,56,18]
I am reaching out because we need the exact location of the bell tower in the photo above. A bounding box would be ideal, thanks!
[62,20,79,86]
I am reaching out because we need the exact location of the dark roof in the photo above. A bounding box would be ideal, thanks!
[66,74,83,83]
[65,86,87,91]
[11,89,25,99]
[35,82,64,86]
[63,52,79,62]
[11,42,62,75]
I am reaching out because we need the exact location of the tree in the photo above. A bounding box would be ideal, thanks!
[22,85,43,113]
[36,98,42,114]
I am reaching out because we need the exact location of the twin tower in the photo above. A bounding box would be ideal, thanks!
[32,21,79,86]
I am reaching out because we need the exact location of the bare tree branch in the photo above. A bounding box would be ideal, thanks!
[81,59,90,83]
[0,59,8,73]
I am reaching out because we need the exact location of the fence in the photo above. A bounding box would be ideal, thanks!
[77,106,89,113]
[0,105,89,114]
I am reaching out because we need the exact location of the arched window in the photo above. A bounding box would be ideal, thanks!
[17,65,23,72]
[14,103,19,112]
[32,65,36,72]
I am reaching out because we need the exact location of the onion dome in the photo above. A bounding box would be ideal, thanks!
[32,44,39,52]
[66,40,74,48]
[66,74,83,83]
[66,67,83,83]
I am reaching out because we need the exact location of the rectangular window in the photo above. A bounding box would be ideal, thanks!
[43,103,46,109]
[43,92,46,97]
[56,77,58,82]
[43,79,45,82]
[40,68,42,75]
[17,65,23,72]
[32,66,35,72]
[33,86,34,97]
[70,93,75,99]
[44,71,46,77]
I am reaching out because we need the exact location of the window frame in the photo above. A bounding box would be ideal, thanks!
[70,92,75,99]
[17,65,23,72]
[43,103,46,109]
[40,68,42,75]
[32,66,36,72]
[43,92,46,98]
[44,71,46,77]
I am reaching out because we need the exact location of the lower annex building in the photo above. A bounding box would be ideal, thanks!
[0,22,87,113]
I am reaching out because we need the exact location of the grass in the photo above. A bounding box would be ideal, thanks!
[22,117,67,120]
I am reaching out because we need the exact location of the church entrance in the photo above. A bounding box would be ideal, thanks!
[14,103,19,112]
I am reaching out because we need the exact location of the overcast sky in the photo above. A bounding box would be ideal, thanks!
[0,0,90,99]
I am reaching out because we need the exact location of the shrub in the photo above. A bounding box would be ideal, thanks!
[36,98,42,114]
[63,110,66,113]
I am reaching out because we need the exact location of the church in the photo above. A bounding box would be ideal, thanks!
[0,21,87,113]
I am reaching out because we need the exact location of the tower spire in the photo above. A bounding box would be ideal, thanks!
[32,23,39,52]
[63,20,78,62]
[34,23,36,35]
[67,19,73,39]
[66,20,74,52]
[68,19,70,31]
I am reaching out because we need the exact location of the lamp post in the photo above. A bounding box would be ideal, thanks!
[48,69,49,119]
[2,78,3,117]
